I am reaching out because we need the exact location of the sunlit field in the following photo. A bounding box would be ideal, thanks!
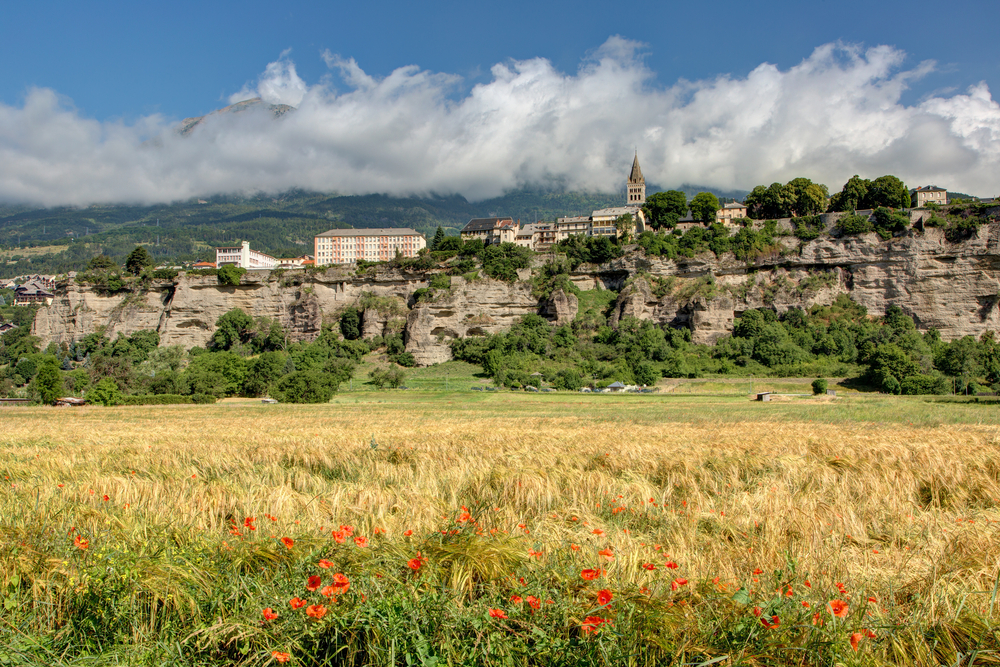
[2,393,1000,666]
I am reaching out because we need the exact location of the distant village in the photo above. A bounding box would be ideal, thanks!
[0,154,978,304]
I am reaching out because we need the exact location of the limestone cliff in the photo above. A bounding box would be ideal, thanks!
[31,223,1000,364]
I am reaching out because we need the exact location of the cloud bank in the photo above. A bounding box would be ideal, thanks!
[1,37,998,207]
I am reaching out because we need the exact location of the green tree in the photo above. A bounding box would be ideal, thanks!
[865,175,910,209]
[744,183,792,219]
[643,191,687,229]
[31,361,63,404]
[124,246,154,275]
[829,175,870,212]
[340,307,361,340]
[88,377,123,406]
[87,255,118,271]
[613,213,635,241]
[431,226,445,250]
[273,371,337,403]
[786,178,829,216]
[217,264,246,286]
[210,308,254,351]
[243,351,288,396]
[689,192,720,224]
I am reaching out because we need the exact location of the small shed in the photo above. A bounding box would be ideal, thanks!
[756,392,772,402]
[608,381,626,392]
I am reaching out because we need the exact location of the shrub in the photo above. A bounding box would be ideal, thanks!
[392,352,416,367]
[217,264,246,286]
[88,378,123,406]
[118,394,202,405]
[340,307,361,340]
[273,371,338,403]
[151,268,179,280]
[837,214,873,235]
[811,378,828,395]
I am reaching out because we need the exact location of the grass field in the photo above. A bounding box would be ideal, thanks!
[2,393,999,665]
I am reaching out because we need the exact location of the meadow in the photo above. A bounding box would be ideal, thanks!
[1,392,999,666]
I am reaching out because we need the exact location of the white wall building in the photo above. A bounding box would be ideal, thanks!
[314,228,426,266]
[215,241,278,270]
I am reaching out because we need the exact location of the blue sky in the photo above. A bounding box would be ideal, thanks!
[1,0,998,204]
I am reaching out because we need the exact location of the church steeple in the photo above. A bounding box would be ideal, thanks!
[627,152,646,205]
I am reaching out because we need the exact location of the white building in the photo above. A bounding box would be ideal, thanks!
[215,241,278,270]
[313,228,426,266]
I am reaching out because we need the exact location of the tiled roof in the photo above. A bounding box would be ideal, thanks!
[462,218,514,232]
[316,228,423,237]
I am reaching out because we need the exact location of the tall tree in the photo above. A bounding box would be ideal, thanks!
[643,191,687,229]
[431,226,445,250]
[829,175,871,212]
[689,192,720,224]
[786,178,829,216]
[744,183,792,219]
[865,175,910,209]
[124,246,153,275]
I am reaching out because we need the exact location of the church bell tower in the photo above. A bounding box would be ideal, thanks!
[627,152,646,205]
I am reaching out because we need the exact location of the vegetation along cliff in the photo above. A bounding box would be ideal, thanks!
[5,201,1000,400]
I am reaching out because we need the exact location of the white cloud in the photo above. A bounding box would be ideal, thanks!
[1,37,998,207]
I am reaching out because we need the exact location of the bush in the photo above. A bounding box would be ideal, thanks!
[837,214,873,235]
[191,393,217,404]
[392,351,416,367]
[217,264,246,286]
[369,366,406,389]
[273,371,338,403]
[340,307,361,340]
[151,268,179,280]
[811,378,828,395]
[88,378,123,406]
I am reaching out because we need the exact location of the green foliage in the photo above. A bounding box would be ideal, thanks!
[743,178,828,219]
[643,190,687,229]
[944,217,982,242]
[369,365,406,389]
[791,215,825,241]
[340,307,361,340]
[151,268,179,280]
[86,255,117,271]
[479,242,532,282]
[273,370,338,403]
[30,361,63,404]
[124,246,154,275]
[431,226,445,250]
[429,273,452,290]
[88,377,123,406]
[217,264,246,285]
[871,207,910,240]
[689,192,720,223]
[829,174,909,211]
[811,377,828,395]
[554,235,622,268]
[117,393,214,405]
[242,351,289,396]
[836,214,873,235]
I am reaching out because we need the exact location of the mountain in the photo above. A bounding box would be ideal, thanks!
[177,97,295,136]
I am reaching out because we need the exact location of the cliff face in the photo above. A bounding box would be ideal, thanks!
[31,224,1000,363]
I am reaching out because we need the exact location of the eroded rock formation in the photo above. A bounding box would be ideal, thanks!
[30,223,1000,364]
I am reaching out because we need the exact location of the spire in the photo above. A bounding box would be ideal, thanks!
[628,152,644,184]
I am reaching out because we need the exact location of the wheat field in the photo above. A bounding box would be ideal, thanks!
[2,394,999,665]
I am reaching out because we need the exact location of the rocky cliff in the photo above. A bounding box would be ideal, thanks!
[31,223,1000,363]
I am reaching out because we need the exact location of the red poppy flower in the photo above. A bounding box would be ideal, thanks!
[244,517,255,528]
[306,604,327,619]
[320,585,336,598]
[526,595,540,610]
[596,589,613,606]
[570,544,580,551]
[102,495,109,502]
[263,607,278,620]
[642,563,656,570]
[597,548,614,560]
[804,580,812,588]
[403,529,413,537]
[281,537,294,549]
[581,615,610,635]
[407,558,422,571]
[488,608,507,619]
[752,606,763,617]
[753,568,763,575]
[272,651,291,663]
[354,536,369,548]
[850,632,862,651]
[812,612,823,626]
[332,573,350,594]
[664,561,679,569]
[339,525,354,536]
[289,597,307,609]
[828,599,848,618]
[509,595,523,604]
[74,534,89,550]
[581,568,602,581]
[306,575,322,591]
[332,530,345,544]
[760,615,780,629]
[592,528,604,536]
[318,559,333,569]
